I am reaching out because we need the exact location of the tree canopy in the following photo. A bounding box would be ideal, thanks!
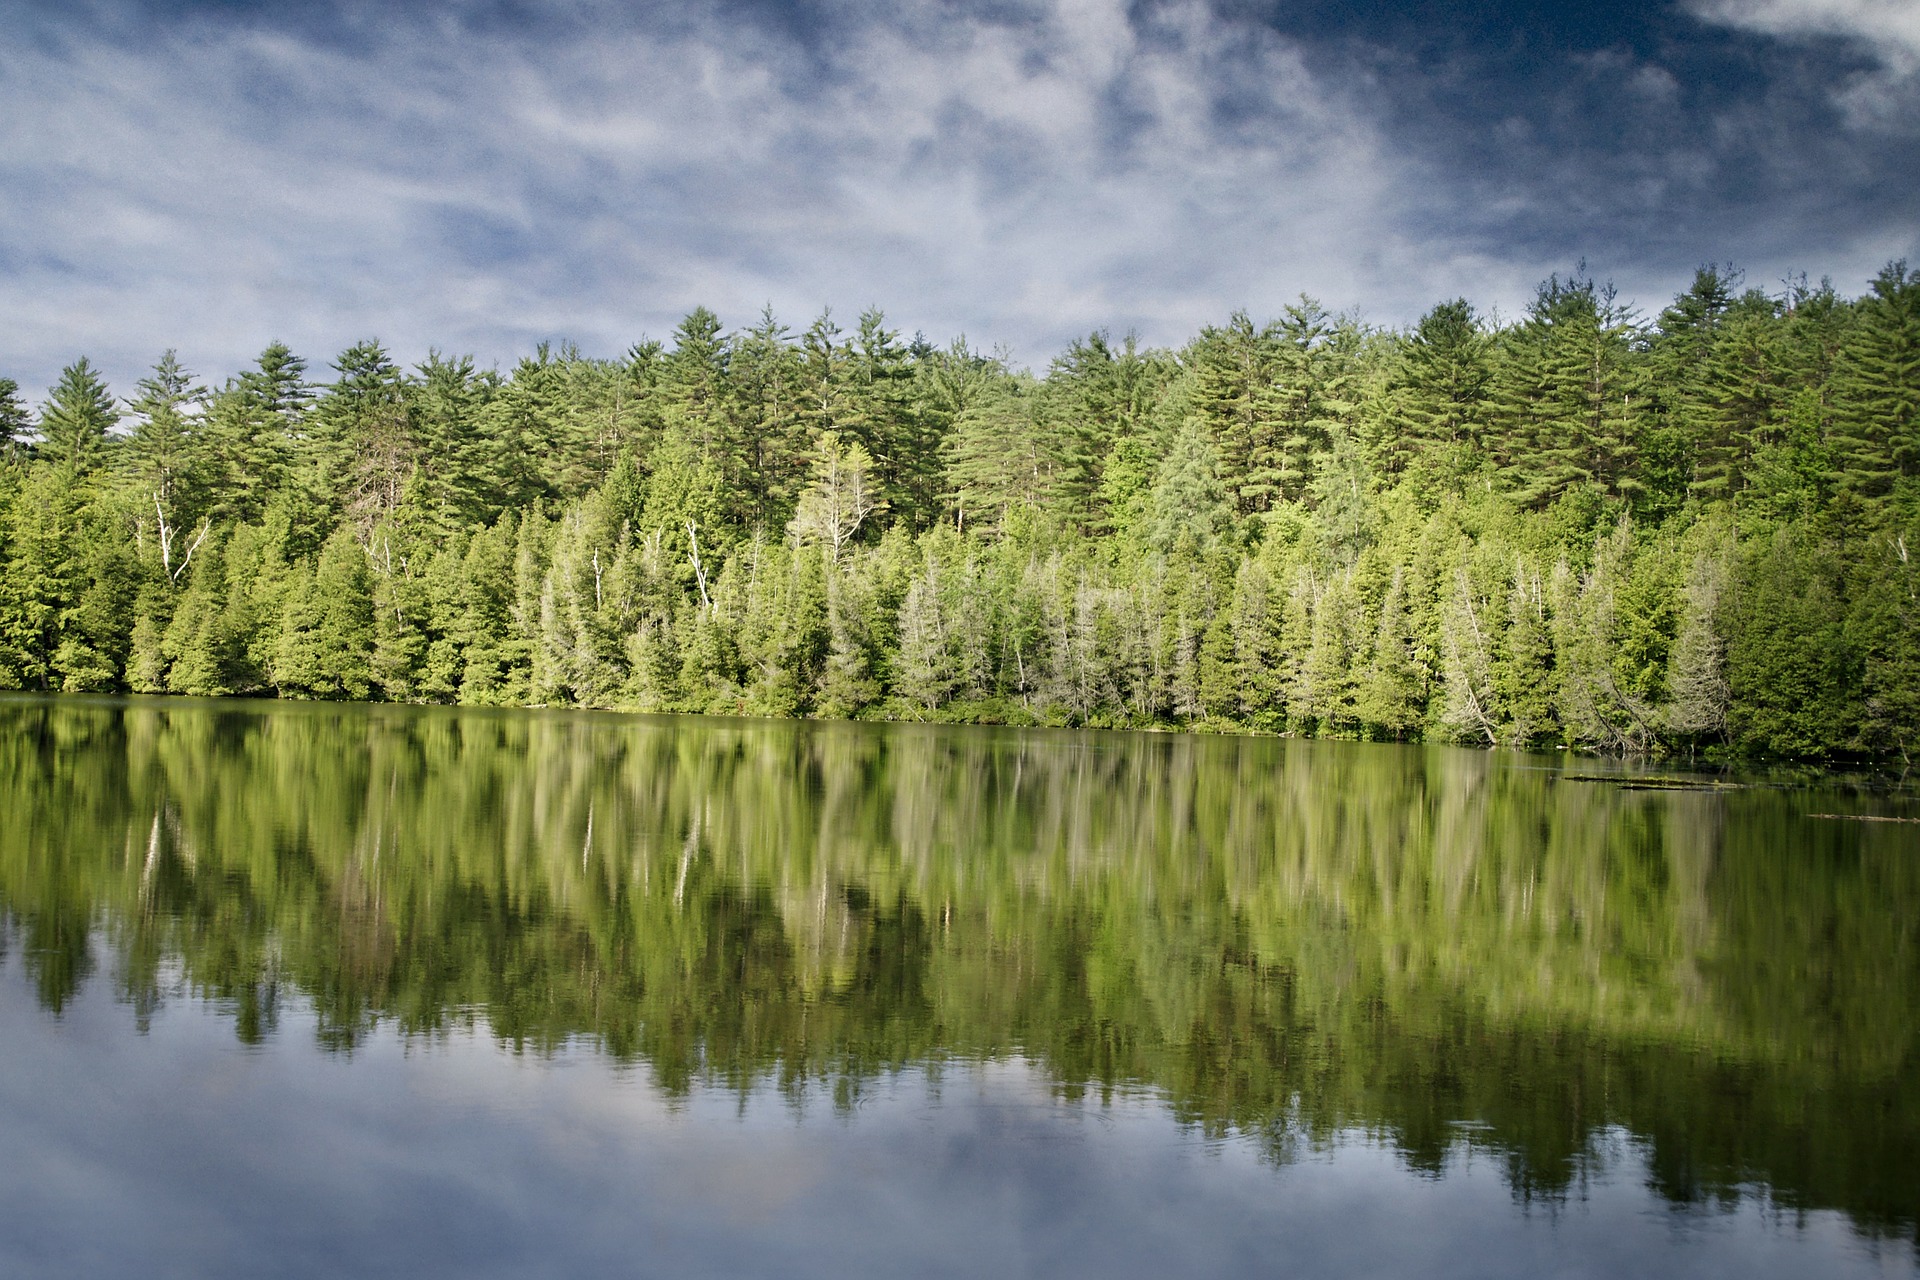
[3,266,1918,760]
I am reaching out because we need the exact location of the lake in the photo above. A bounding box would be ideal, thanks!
[1,695,1915,1277]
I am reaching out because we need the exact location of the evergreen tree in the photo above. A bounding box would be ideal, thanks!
[202,343,308,524]
[310,527,376,700]
[1040,331,1168,521]
[1694,297,1789,501]
[790,432,884,561]
[0,467,88,687]
[410,351,494,534]
[1725,524,1859,755]
[1187,311,1286,515]
[123,350,210,580]
[1852,518,1920,762]
[315,340,417,533]
[944,376,1048,533]
[37,358,118,474]
[5,276,1919,760]
[846,310,929,526]
[1490,272,1645,506]
[1829,261,1920,497]
[0,377,29,457]
[163,535,241,696]
[1146,417,1235,553]
[1356,565,1423,738]
[1665,531,1735,745]
[662,307,733,469]
[730,307,809,529]
[1387,299,1492,488]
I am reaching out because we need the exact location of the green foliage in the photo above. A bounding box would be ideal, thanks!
[7,267,1920,757]
[1384,298,1493,490]
[0,377,32,454]
[36,357,118,474]
[1726,524,1860,756]
[1830,261,1920,497]
[1490,272,1644,507]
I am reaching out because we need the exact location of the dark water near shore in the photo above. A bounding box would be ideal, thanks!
[2,695,1916,1277]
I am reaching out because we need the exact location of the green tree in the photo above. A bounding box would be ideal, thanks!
[1146,417,1236,554]
[1386,298,1493,489]
[943,375,1048,534]
[36,358,118,474]
[790,432,885,561]
[0,377,29,457]
[1725,524,1859,756]
[123,350,210,580]
[1829,261,1920,497]
[1489,272,1645,507]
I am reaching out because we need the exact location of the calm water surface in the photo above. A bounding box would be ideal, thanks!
[2,695,1916,1278]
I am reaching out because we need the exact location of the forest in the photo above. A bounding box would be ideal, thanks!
[1,261,1916,759]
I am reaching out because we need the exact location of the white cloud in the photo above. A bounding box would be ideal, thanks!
[1687,0,1920,130]
[0,0,1521,400]
[1687,0,1920,70]
[2,0,1912,404]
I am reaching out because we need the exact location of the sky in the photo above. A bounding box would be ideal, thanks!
[2,0,1917,401]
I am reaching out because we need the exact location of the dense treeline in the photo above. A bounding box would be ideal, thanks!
[4,702,1915,1235]
[2,262,1917,758]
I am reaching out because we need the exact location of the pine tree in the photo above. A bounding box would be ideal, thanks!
[1489,272,1645,506]
[315,341,417,534]
[37,358,118,474]
[411,351,494,534]
[163,535,240,695]
[53,525,138,691]
[1695,299,1788,501]
[1725,524,1859,755]
[790,432,885,561]
[1829,261,1920,497]
[125,583,173,693]
[1356,566,1423,738]
[124,350,210,580]
[454,520,517,703]
[1852,518,1920,762]
[815,555,881,717]
[271,559,323,697]
[1387,299,1493,490]
[1299,571,1361,733]
[944,376,1048,533]
[1040,331,1169,521]
[730,307,809,529]
[1187,312,1285,515]
[0,377,31,457]
[1665,532,1734,745]
[844,310,928,526]
[310,527,376,700]
[1495,558,1557,745]
[0,466,88,687]
[662,307,733,470]
[1146,417,1235,553]
[1227,557,1281,727]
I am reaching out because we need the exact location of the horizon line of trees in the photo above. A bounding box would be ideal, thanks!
[1,260,1917,760]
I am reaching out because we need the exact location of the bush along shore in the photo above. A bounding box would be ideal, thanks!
[1,264,1916,761]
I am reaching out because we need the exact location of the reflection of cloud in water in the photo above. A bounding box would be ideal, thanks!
[0,975,1903,1279]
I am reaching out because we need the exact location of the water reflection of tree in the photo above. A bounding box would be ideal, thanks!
[0,698,1915,1239]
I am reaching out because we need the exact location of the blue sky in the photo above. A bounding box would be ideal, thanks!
[2,0,1917,400]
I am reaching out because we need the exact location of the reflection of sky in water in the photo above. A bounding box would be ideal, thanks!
[3,967,1904,1280]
